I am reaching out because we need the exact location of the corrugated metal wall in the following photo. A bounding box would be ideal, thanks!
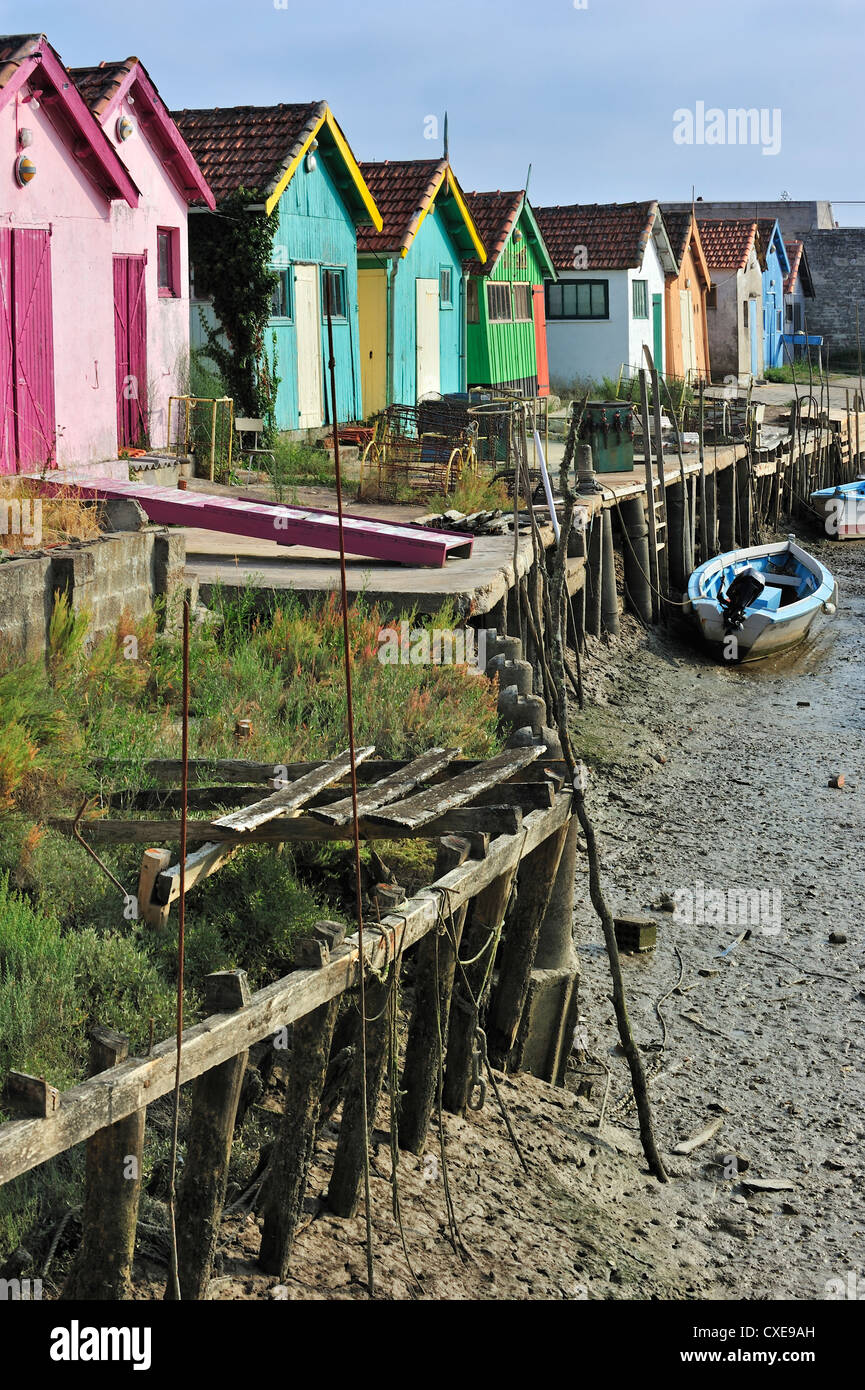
[467,208,544,391]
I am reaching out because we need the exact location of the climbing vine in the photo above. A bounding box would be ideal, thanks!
[190,190,281,439]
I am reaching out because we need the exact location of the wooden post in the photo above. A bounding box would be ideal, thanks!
[170,970,250,1300]
[327,969,392,1218]
[259,995,340,1277]
[138,848,172,928]
[486,824,569,1070]
[62,1028,144,1300]
[443,866,517,1115]
[399,836,471,1154]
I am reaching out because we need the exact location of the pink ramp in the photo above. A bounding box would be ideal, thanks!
[40,477,473,568]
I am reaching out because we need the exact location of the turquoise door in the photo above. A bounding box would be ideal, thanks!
[652,294,663,370]
[749,299,759,376]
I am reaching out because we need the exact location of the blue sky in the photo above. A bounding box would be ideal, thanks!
[4,0,863,222]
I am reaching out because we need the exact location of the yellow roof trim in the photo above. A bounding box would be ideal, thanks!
[445,168,487,263]
[322,109,383,232]
[264,110,326,216]
[399,165,448,258]
[264,107,383,231]
[398,164,487,262]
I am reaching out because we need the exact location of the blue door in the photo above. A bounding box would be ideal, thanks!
[749,299,759,377]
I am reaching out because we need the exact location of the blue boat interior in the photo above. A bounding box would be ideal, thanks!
[703,552,817,613]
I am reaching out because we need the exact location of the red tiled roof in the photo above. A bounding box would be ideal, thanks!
[784,239,803,294]
[356,158,447,255]
[69,58,137,116]
[694,218,758,272]
[463,189,523,273]
[172,103,326,202]
[659,208,692,266]
[533,200,658,271]
[0,33,42,86]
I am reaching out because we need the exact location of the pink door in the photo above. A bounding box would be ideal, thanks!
[12,228,56,470]
[0,229,14,473]
[113,254,148,449]
[0,228,56,472]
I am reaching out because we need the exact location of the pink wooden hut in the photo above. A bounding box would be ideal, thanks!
[0,34,213,473]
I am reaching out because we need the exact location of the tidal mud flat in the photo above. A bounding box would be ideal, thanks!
[572,535,865,1300]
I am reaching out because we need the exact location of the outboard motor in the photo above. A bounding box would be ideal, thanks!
[720,564,765,633]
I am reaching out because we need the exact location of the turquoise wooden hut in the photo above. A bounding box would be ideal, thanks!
[176,102,382,432]
[355,159,486,414]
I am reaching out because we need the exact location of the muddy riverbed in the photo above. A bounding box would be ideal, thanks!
[571,533,865,1300]
[132,537,863,1303]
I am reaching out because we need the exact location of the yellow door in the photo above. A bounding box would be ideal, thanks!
[358,268,388,416]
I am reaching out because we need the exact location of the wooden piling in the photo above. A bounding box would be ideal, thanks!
[600,509,620,636]
[259,994,340,1277]
[717,460,736,551]
[585,512,603,638]
[619,495,652,626]
[62,1028,144,1301]
[327,969,392,1218]
[399,836,472,1154]
[171,971,250,1300]
[487,824,569,1069]
[443,866,517,1115]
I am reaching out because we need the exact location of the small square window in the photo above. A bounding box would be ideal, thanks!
[270,267,292,319]
[439,266,453,308]
[321,268,346,319]
[512,284,532,321]
[157,227,180,297]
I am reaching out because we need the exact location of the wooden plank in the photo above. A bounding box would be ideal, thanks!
[91,756,567,789]
[311,747,457,825]
[133,746,373,917]
[51,806,525,852]
[366,745,544,830]
[0,794,572,1186]
[214,746,375,832]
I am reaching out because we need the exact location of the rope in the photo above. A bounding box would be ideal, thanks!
[325,283,375,1297]
[166,597,190,1300]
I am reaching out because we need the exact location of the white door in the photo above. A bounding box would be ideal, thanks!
[415,278,440,400]
[294,264,323,428]
[679,289,697,378]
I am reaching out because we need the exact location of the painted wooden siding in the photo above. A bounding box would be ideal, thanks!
[762,241,785,369]
[391,209,463,405]
[664,237,711,381]
[467,209,544,390]
[269,156,363,429]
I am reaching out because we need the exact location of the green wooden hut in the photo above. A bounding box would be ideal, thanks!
[463,191,556,397]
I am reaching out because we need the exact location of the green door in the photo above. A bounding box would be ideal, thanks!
[652,293,663,371]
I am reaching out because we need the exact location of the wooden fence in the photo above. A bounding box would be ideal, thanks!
[0,749,574,1299]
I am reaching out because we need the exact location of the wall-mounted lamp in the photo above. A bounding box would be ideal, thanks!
[15,154,37,186]
[305,137,319,173]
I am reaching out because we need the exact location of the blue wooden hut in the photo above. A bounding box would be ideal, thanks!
[756,218,791,370]
[176,102,382,432]
[355,159,486,414]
